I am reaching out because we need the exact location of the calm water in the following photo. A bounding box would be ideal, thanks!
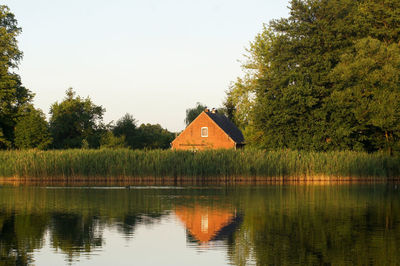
[0,184,399,265]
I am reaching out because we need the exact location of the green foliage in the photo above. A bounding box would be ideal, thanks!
[327,37,400,153]
[184,102,207,126]
[111,114,173,150]
[225,78,256,130]
[112,113,137,148]
[0,149,399,179]
[227,0,400,152]
[135,123,174,149]
[0,5,34,148]
[14,106,52,149]
[0,128,11,148]
[100,131,126,149]
[49,88,105,149]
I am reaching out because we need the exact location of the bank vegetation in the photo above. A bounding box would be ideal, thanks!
[0,149,399,181]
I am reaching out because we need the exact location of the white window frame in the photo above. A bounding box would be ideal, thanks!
[201,127,208,137]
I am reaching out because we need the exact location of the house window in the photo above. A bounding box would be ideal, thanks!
[201,127,208,137]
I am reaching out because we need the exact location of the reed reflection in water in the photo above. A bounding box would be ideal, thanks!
[0,185,399,265]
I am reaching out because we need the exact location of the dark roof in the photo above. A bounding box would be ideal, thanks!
[205,111,245,143]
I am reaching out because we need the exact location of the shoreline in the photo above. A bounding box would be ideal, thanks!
[2,149,400,184]
[1,175,399,186]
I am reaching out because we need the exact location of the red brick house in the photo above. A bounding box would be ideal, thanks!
[171,108,245,150]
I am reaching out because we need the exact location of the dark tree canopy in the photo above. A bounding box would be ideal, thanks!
[184,102,207,126]
[0,5,33,148]
[135,123,175,150]
[103,113,174,150]
[49,88,105,149]
[226,0,400,153]
[14,106,52,149]
[100,131,126,149]
[112,113,137,149]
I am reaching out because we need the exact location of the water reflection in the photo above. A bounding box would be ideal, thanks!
[50,213,103,259]
[175,204,242,245]
[0,211,47,265]
[0,185,399,265]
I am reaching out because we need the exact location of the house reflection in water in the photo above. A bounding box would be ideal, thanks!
[175,204,242,244]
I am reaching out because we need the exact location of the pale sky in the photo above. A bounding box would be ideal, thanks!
[3,0,289,132]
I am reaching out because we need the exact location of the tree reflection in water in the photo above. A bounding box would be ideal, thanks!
[50,213,103,260]
[0,185,398,265]
[0,211,47,265]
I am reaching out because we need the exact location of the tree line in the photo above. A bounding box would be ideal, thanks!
[0,5,174,150]
[6,85,175,150]
[2,1,400,153]
[225,0,400,154]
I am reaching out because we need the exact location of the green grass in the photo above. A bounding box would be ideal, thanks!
[0,149,399,180]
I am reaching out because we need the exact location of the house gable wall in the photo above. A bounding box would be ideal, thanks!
[171,112,236,150]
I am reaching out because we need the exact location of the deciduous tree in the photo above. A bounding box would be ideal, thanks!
[14,106,52,149]
[227,0,400,152]
[49,88,105,149]
[328,37,400,153]
[100,131,126,149]
[113,113,137,148]
[0,5,33,148]
[136,123,174,149]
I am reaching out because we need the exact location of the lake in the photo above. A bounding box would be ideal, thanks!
[0,184,399,265]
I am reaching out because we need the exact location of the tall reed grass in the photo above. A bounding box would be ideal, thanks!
[0,149,399,180]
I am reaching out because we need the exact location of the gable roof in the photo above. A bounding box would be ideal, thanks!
[205,111,244,144]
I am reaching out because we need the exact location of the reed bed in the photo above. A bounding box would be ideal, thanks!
[0,149,399,181]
